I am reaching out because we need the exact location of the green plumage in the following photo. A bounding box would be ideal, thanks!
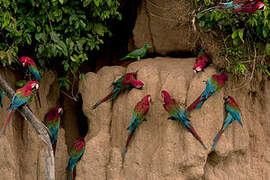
[120,44,151,61]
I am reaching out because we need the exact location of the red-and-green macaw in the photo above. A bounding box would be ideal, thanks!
[92,72,144,109]
[193,49,212,73]
[185,74,228,116]
[0,90,4,108]
[19,56,41,82]
[122,95,151,157]
[211,96,243,151]
[201,0,266,14]
[0,81,39,136]
[19,56,42,108]
[161,90,207,150]
[44,106,63,156]
[66,137,86,180]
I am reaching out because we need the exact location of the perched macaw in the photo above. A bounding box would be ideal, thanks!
[66,137,86,180]
[211,96,243,151]
[120,44,152,61]
[19,56,41,82]
[185,74,228,115]
[19,56,42,108]
[44,106,63,156]
[193,49,212,73]
[161,90,207,150]
[122,95,151,157]
[91,72,144,109]
[0,90,4,108]
[0,81,39,136]
[201,0,266,14]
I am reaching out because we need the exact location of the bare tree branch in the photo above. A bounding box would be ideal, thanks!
[0,74,55,180]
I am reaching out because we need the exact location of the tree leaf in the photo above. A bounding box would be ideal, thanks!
[238,29,244,43]
[265,43,270,55]
[83,0,92,7]
[93,0,100,7]
[231,30,238,39]
[59,0,64,4]
[106,0,112,6]
[35,33,42,41]
[199,20,205,27]
[93,23,106,36]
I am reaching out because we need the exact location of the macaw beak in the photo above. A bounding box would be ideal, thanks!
[58,108,63,115]
[35,84,39,90]
[223,96,229,103]
[22,62,25,67]
[263,6,266,11]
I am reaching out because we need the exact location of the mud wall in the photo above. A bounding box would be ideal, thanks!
[78,58,270,180]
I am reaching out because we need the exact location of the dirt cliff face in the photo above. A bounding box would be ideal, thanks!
[78,58,270,180]
[133,0,197,54]
[0,70,68,180]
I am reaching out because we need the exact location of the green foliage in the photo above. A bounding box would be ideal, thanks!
[15,80,28,88]
[195,0,270,77]
[0,0,121,74]
[58,76,71,90]
[256,64,270,76]
[220,47,247,74]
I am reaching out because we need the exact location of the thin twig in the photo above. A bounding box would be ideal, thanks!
[60,90,78,101]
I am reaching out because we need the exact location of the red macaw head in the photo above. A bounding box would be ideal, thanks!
[215,74,228,85]
[131,80,144,89]
[256,2,266,11]
[223,96,240,108]
[161,90,171,104]
[74,137,85,151]
[193,60,208,73]
[193,50,211,73]
[25,81,39,91]
[19,56,34,67]
[141,94,151,104]
[45,106,63,120]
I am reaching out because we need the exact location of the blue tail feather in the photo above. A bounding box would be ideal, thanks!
[213,131,220,141]
[92,102,101,109]
[237,119,243,127]
[211,142,217,151]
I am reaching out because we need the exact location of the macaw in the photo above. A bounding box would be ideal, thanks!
[0,90,4,108]
[66,137,86,180]
[201,0,266,14]
[0,81,39,136]
[44,106,63,156]
[122,95,151,157]
[120,44,152,61]
[19,56,42,108]
[211,96,243,151]
[161,90,207,150]
[91,72,144,109]
[193,49,212,73]
[185,74,228,115]
[19,56,41,82]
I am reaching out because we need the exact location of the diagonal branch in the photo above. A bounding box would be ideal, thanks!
[0,74,55,180]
